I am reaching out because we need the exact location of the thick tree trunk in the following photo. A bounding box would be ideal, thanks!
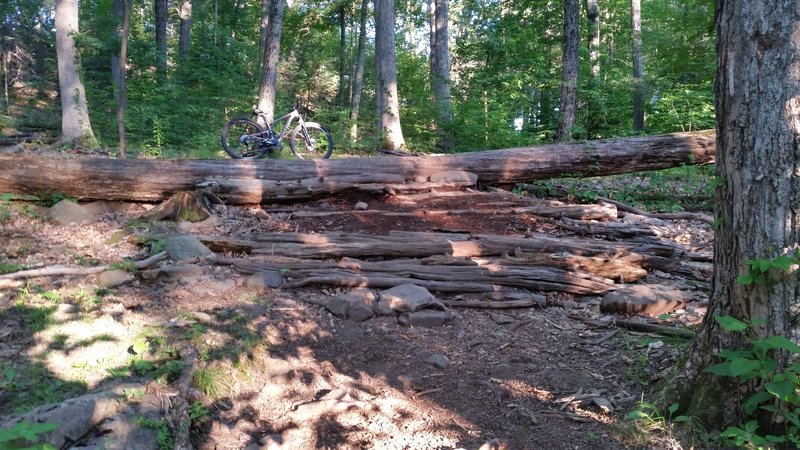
[657,0,800,431]
[630,0,644,132]
[155,0,167,72]
[348,0,368,142]
[257,0,286,123]
[555,0,580,142]
[55,0,96,147]
[178,0,192,61]
[0,131,714,204]
[430,0,452,151]
[375,0,406,150]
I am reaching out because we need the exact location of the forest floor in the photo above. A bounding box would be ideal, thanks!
[0,153,714,449]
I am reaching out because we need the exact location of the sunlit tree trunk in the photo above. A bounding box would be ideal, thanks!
[337,3,347,106]
[257,0,286,123]
[349,0,368,142]
[178,0,192,61]
[155,0,167,72]
[55,0,96,147]
[658,0,800,430]
[429,0,452,151]
[630,0,644,132]
[555,0,579,142]
[117,0,130,158]
[375,0,405,150]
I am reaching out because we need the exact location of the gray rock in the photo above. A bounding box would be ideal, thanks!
[379,284,445,313]
[600,284,685,316]
[191,311,214,323]
[354,201,369,210]
[246,270,284,290]
[326,289,376,321]
[425,353,450,369]
[373,298,396,316]
[163,236,214,261]
[404,309,451,328]
[49,199,95,225]
[97,269,134,289]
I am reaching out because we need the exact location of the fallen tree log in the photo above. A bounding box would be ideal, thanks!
[0,131,715,204]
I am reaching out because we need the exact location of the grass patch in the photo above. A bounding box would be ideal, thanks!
[193,365,229,399]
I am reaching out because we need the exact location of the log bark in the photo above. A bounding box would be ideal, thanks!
[0,131,715,204]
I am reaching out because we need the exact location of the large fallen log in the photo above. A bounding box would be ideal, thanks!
[0,131,715,204]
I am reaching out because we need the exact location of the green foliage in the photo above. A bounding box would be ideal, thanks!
[737,253,800,286]
[622,400,698,446]
[0,257,25,275]
[188,401,209,424]
[109,260,138,272]
[706,316,800,448]
[0,421,58,450]
[133,417,173,450]
[193,366,228,399]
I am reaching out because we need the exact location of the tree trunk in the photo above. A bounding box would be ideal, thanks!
[0,131,715,204]
[178,0,192,61]
[630,0,644,132]
[117,0,130,158]
[375,0,406,151]
[337,3,347,106]
[257,0,286,123]
[111,0,123,99]
[349,0,368,142]
[586,0,600,77]
[555,0,580,142]
[657,0,800,431]
[155,0,168,72]
[430,0,452,151]
[259,0,269,64]
[54,0,96,147]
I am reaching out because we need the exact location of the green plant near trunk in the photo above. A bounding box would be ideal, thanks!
[708,315,800,448]
[0,420,58,450]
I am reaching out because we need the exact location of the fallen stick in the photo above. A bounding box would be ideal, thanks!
[597,196,713,224]
[0,252,167,280]
[442,299,545,309]
[615,319,696,339]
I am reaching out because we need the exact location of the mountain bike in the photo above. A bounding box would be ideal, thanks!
[220,103,334,160]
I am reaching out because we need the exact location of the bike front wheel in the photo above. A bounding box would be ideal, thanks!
[289,123,334,160]
[221,117,265,159]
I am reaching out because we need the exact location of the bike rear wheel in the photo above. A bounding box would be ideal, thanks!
[289,123,334,160]
[221,117,265,159]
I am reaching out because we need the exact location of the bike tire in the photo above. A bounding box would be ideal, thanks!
[221,117,265,159]
[289,122,334,160]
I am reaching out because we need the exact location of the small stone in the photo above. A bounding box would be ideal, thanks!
[326,289,376,321]
[354,202,369,210]
[53,303,79,321]
[163,236,214,261]
[396,374,419,390]
[246,270,284,290]
[48,199,95,224]
[192,311,214,323]
[380,284,445,313]
[425,353,450,369]
[591,397,615,414]
[489,313,514,324]
[97,269,134,289]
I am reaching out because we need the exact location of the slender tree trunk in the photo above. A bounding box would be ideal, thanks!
[1,49,7,111]
[630,0,644,132]
[178,0,192,61]
[586,0,600,77]
[337,3,347,106]
[657,0,800,431]
[349,0,369,142]
[259,0,270,64]
[555,0,580,142]
[430,0,452,151]
[375,0,405,150]
[257,0,287,123]
[117,0,130,158]
[155,0,167,72]
[55,0,96,147]
[111,0,123,97]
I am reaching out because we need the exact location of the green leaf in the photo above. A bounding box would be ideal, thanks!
[672,415,692,423]
[706,362,734,376]
[625,410,649,420]
[744,390,773,414]
[131,339,149,355]
[766,379,796,401]
[737,274,754,285]
[772,255,797,272]
[668,403,678,416]
[4,367,16,382]
[758,335,800,353]
[727,358,761,377]
[715,315,749,332]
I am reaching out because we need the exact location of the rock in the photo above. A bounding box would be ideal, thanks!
[53,303,79,321]
[192,311,214,323]
[600,284,685,316]
[405,309,450,328]
[97,269,134,289]
[259,433,287,449]
[591,397,615,414]
[396,374,419,391]
[478,439,510,450]
[48,199,95,224]
[379,284,445,313]
[373,298,396,316]
[354,201,368,210]
[176,215,222,233]
[490,313,514,324]
[246,270,284,290]
[162,236,214,261]
[326,289,376,321]
[425,353,450,369]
